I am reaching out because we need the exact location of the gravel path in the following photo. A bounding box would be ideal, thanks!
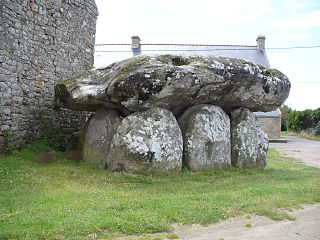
[270,136,320,168]
[174,204,320,240]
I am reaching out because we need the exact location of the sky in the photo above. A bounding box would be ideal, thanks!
[94,0,320,111]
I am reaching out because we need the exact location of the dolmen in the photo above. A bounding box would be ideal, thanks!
[55,54,290,173]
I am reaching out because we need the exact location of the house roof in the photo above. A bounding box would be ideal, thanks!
[138,44,269,67]
[94,36,270,68]
[255,108,282,117]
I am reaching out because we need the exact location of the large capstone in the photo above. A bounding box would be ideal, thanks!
[83,107,121,168]
[179,104,231,171]
[107,107,183,173]
[230,108,269,168]
[55,54,291,116]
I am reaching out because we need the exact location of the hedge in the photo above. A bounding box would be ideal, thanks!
[287,108,320,134]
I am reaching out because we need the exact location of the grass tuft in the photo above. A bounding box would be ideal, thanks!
[166,233,179,239]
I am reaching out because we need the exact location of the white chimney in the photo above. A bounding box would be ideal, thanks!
[256,35,266,49]
[131,35,141,56]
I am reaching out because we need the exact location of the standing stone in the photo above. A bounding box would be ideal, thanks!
[107,107,183,173]
[179,104,231,171]
[230,108,269,168]
[83,107,121,169]
[78,114,93,156]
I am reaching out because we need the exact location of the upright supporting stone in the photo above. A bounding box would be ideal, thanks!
[83,107,121,169]
[179,104,231,171]
[230,108,269,168]
[107,107,183,173]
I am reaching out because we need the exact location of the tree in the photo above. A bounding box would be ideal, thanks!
[280,104,292,131]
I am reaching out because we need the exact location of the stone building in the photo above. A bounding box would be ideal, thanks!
[94,35,282,140]
[0,0,98,149]
[255,109,282,139]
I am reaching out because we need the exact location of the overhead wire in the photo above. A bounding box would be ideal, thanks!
[94,45,320,53]
[94,44,320,84]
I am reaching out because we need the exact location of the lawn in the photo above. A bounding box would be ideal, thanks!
[1,142,320,240]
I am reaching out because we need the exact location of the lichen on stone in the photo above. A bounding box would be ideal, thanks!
[55,54,291,115]
[107,107,183,173]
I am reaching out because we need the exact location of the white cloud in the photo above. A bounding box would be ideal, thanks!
[94,0,273,43]
[284,0,320,11]
[141,0,273,27]
[284,83,320,110]
[271,33,309,43]
[268,10,320,29]
[284,0,305,11]
[291,2,305,9]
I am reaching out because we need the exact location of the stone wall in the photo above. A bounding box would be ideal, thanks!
[0,0,98,148]
[256,116,281,139]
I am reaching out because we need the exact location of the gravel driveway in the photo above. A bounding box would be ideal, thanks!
[270,136,320,168]
[175,204,320,240]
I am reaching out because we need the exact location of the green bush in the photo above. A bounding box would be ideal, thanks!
[287,108,320,135]
[41,120,70,151]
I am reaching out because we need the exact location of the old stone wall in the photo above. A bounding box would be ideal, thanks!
[0,0,98,148]
[256,116,281,139]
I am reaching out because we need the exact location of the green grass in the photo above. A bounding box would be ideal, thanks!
[166,233,179,239]
[244,223,252,228]
[282,131,320,141]
[1,142,320,240]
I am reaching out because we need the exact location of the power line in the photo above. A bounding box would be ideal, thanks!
[267,45,320,50]
[291,82,320,84]
[96,43,257,47]
[95,45,320,53]
[95,48,258,53]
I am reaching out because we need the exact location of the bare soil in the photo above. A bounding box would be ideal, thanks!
[33,151,58,164]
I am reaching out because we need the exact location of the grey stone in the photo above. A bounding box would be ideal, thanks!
[107,107,183,173]
[230,108,269,168]
[1,125,10,131]
[55,54,291,116]
[179,104,231,171]
[83,107,121,169]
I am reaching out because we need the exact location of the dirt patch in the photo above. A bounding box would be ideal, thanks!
[33,150,83,164]
[33,151,59,164]
[65,150,83,163]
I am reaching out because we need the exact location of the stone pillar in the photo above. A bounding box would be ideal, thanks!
[256,35,266,50]
[131,35,141,57]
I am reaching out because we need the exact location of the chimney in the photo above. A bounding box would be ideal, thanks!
[131,35,141,56]
[256,35,266,50]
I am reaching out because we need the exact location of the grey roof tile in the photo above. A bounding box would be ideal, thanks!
[94,44,270,68]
